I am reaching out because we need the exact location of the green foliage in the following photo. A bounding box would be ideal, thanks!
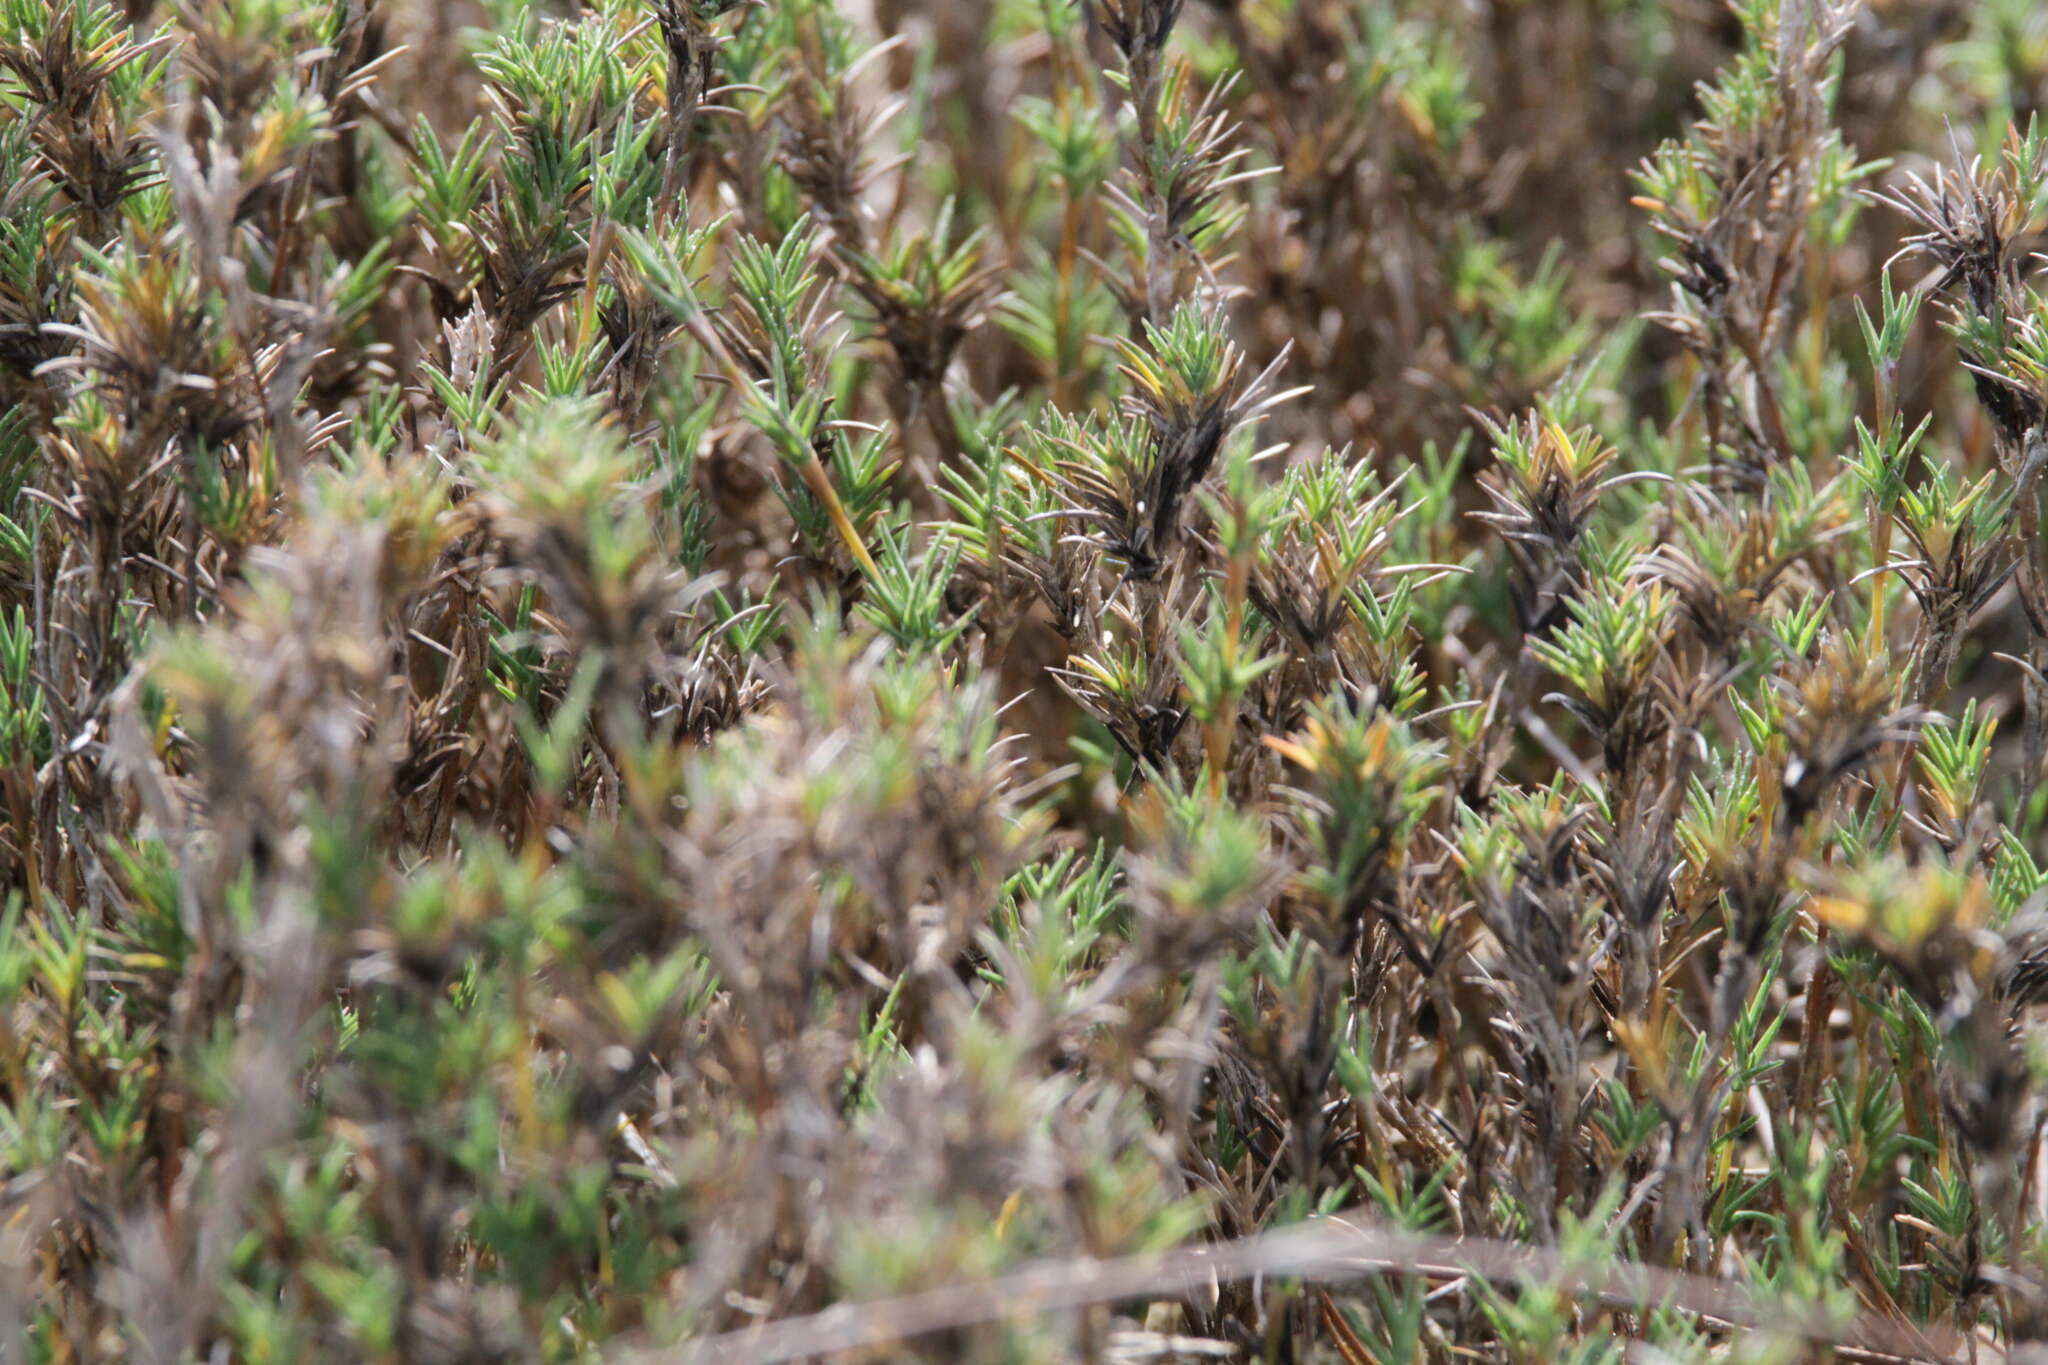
[7,2,2048,1362]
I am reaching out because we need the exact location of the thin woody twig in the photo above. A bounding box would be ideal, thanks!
[644,1211,1966,1365]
